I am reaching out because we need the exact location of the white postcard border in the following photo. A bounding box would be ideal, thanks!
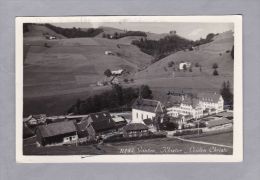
[16,16,243,163]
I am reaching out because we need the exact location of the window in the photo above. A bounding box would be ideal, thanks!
[136,113,138,118]
[141,114,143,120]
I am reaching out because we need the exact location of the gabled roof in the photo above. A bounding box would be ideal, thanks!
[197,92,222,103]
[132,98,163,113]
[182,97,200,108]
[124,123,149,131]
[88,112,116,132]
[37,121,77,138]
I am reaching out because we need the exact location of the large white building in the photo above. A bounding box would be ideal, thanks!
[132,98,164,124]
[166,96,203,119]
[197,92,224,113]
[166,92,224,120]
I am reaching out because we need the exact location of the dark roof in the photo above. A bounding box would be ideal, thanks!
[143,118,153,126]
[89,112,116,132]
[197,92,222,103]
[37,121,77,138]
[124,123,149,131]
[132,98,163,113]
[162,95,182,107]
[182,97,200,108]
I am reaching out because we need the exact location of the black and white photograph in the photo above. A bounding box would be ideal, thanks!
[16,16,242,162]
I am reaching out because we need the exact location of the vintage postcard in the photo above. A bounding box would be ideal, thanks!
[16,16,243,163]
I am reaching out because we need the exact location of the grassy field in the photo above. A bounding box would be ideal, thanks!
[23,132,233,155]
[23,25,234,116]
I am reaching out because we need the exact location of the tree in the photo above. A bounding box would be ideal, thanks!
[231,45,234,59]
[189,67,192,72]
[200,66,202,72]
[183,64,187,71]
[104,69,112,77]
[213,69,219,76]
[195,62,200,67]
[212,63,218,69]
[206,33,215,42]
[220,81,233,106]
[124,78,128,83]
[140,85,153,99]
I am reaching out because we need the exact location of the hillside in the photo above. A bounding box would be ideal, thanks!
[133,31,234,100]
[23,24,153,99]
[135,31,234,79]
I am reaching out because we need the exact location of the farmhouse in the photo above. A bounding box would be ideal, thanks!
[179,62,191,70]
[75,118,96,143]
[85,112,117,135]
[123,123,149,138]
[35,121,78,147]
[132,98,164,124]
[104,50,114,55]
[111,69,124,76]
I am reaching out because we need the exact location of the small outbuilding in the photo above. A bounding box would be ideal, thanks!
[123,123,149,138]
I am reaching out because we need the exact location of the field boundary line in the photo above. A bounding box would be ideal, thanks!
[173,136,233,149]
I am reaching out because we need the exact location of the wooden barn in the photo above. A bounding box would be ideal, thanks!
[35,121,78,146]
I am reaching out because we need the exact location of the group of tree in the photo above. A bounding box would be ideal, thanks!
[132,35,194,63]
[193,33,217,46]
[102,31,147,39]
[67,85,153,115]
[45,24,103,38]
[220,81,233,107]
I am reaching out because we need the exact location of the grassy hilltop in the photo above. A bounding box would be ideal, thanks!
[23,24,234,115]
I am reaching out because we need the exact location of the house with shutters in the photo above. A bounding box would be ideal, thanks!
[132,98,164,124]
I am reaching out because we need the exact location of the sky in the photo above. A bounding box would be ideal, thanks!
[52,22,234,41]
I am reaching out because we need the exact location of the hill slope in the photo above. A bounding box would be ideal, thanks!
[135,31,234,79]
[24,24,153,98]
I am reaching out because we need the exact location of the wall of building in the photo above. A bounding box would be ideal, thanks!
[132,109,156,123]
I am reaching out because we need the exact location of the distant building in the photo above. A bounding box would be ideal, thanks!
[123,123,149,138]
[35,121,78,147]
[104,50,114,55]
[132,98,164,124]
[111,69,124,76]
[179,62,191,70]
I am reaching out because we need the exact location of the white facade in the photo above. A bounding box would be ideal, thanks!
[179,62,191,70]
[167,103,203,119]
[111,69,124,75]
[132,109,156,124]
[199,96,224,113]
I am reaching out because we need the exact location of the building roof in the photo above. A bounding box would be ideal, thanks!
[88,112,116,132]
[162,95,182,108]
[132,98,163,113]
[207,118,232,128]
[197,92,222,103]
[182,97,200,108]
[124,123,149,131]
[37,121,77,138]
